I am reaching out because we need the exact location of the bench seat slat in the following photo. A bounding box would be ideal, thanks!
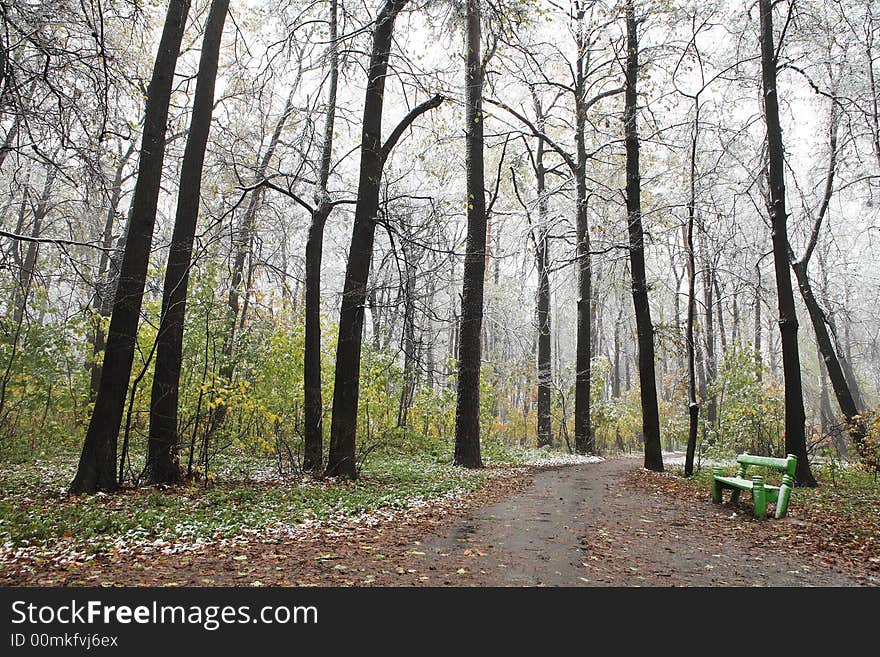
[714,476,751,490]
[714,476,780,492]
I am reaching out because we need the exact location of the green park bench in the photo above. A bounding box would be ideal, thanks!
[711,453,797,520]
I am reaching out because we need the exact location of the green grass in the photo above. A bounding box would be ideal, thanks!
[672,459,880,527]
[0,450,520,553]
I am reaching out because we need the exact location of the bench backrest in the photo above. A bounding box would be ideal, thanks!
[736,453,797,478]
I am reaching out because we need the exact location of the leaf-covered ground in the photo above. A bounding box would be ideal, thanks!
[0,464,537,586]
[403,458,875,586]
[0,448,606,585]
[2,454,876,586]
[627,462,880,581]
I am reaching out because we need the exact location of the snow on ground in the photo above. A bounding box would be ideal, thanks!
[0,466,531,577]
[523,452,605,467]
[661,451,726,468]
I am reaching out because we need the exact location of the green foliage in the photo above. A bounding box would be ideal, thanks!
[587,358,649,455]
[850,408,880,474]
[0,314,91,459]
[705,348,785,459]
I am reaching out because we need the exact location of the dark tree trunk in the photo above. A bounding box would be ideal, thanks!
[787,94,869,462]
[302,0,340,474]
[624,0,663,472]
[453,0,485,469]
[327,0,442,477]
[817,340,834,433]
[758,0,815,486]
[397,245,419,428]
[425,280,436,391]
[69,0,191,495]
[684,101,700,477]
[792,262,867,458]
[699,230,718,427]
[573,12,593,455]
[536,230,552,446]
[533,125,552,448]
[754,265,763,380]
[11,215,38,327]
[302,208,328,471]
[145,0,228,485]
[89,144,137,401]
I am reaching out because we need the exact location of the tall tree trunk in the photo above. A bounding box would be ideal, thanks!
[89,143,137,401]
[302,0,340,474]
[70,0,191,495]
[684,100,700,477]
[425,279,436,391]
[612,303,623,398]
[533,121,552,448]
[397,246,418,428]
[754,265,763,380]
[453,0,485,469]
[327,0,442,477]
[624,0,663,472]
[792,263,867,459]
[788,94,869,463]
[11,215,38,327]
[758,0,815,485]
[714,275,727,355]
[699,229,717,427]
[12,165,56,325]
[817,340,834,432]
[145,0,229,485]
[573,10,593,455]
[732,288,740,349]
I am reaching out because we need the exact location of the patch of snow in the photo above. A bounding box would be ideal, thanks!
[0,466,530,575]
[524,453,604,467]
[661,451,726,468]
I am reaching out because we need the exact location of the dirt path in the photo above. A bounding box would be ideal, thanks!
[411,460,610,585]
[3,458,872,586]
[407,458,867,586]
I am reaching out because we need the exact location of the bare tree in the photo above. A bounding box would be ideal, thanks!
[70,0,192,495]
[145,0,230,485]
[326,0,443,478]
[758,0,815,486]
[454,0,487,469]
[624,0,662,472]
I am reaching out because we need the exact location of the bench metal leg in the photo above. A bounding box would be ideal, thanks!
[752,476,766,520]
[712,468,723,503]
[775,474,793,519]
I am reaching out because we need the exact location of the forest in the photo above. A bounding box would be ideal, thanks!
[1,0,879,587]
